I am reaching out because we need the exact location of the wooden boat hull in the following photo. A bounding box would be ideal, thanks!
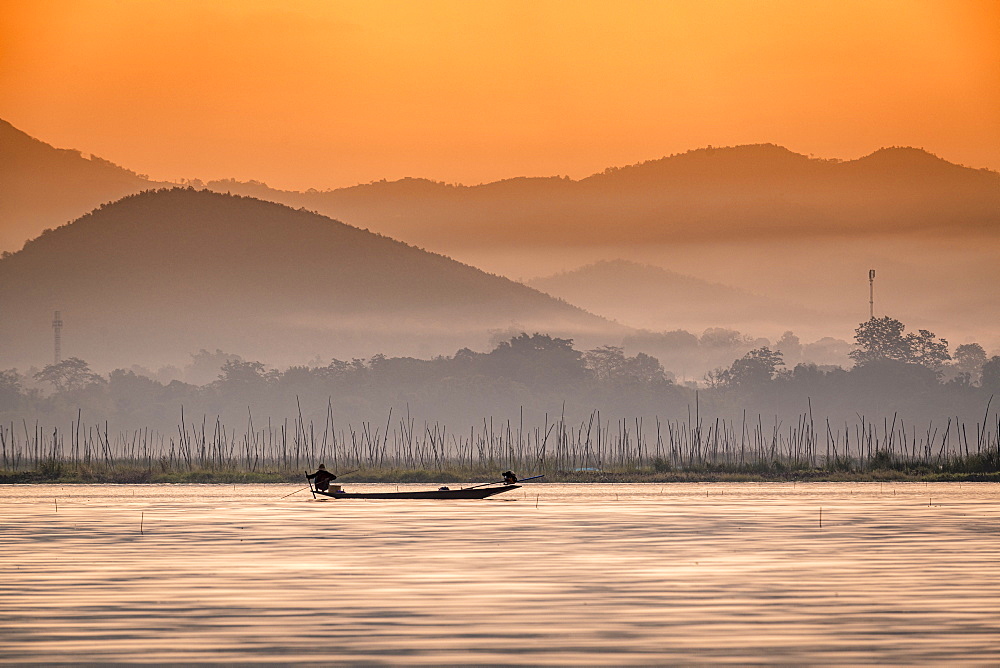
[313,484,521,500]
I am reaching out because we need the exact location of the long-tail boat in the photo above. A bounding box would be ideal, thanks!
[312,484,520,500]
[308,474,543,500]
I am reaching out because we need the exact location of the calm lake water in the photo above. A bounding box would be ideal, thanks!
[1,482,998,664]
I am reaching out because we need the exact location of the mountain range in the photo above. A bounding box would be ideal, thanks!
[0,188,616,369]
[3,118,998,361]
[203,143,1000,254]
[3,118,997,257]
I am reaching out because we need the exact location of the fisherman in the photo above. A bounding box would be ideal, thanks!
[502,470,518,485]
[307,464,338,492]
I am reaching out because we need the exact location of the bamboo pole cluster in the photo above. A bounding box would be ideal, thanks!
[1,399,997,476]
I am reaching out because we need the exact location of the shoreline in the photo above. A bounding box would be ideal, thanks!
[3,469,998,484]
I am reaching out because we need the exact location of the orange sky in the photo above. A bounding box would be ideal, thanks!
[2,0,998,190]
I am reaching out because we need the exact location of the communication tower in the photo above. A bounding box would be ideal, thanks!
[52,310,63,364]
[868,269,876,319]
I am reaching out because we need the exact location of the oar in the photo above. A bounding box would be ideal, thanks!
[515,474,545,484]
[279,485,310,500]
[464,474,545,490]
[463,480,502,490]
[305,472,315,499]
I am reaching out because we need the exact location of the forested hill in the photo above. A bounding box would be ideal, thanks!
[0,188,618,369]
[0,119,160,251]
[203,143,1000,249]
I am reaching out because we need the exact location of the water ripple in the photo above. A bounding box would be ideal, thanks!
[1,482,998,664]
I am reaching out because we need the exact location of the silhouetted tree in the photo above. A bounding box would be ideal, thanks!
[906,329,950,370]
[485,333,586,386]
[703,367,727,389]
[700,327,751,349]
[624,352,669,386]
[790,363,823,382]
[774,331,803,367]
[584,346,668,386]
[723,347,784,387]
[850,317,912,365]
[952,343,988,384]
[33,358,104,393]
[217,359,275,386]
[584,346,627,382]
[850,317,951,370]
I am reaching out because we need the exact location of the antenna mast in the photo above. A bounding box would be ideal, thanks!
[52,311,63,364]
[868,269,876,319]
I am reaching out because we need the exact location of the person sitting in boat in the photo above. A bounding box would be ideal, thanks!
[502,470,518,485]
[307,464,337,492]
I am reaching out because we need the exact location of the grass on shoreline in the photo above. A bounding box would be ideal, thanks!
[3,462,998,485]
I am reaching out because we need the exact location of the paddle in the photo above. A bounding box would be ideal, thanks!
[279,485,311,500]
[464,474,545,490]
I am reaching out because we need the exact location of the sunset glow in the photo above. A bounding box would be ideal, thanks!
[3,4,1000,664]
[2,0,998,189]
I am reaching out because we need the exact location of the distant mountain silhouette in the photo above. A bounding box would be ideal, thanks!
[528,260,817,332]
[202,143,999,250]
[3,117,997,255]
[0,119,161,251]
[0,188,617,369]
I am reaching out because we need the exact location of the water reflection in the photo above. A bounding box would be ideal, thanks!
[2,483,998,664]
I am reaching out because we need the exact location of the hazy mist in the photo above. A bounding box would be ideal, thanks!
[0,123,997,444]
[3,119,997,359]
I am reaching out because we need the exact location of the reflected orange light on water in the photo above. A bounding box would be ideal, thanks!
[2,483,999,663]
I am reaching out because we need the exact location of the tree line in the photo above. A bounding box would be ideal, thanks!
[2,319,997,435]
